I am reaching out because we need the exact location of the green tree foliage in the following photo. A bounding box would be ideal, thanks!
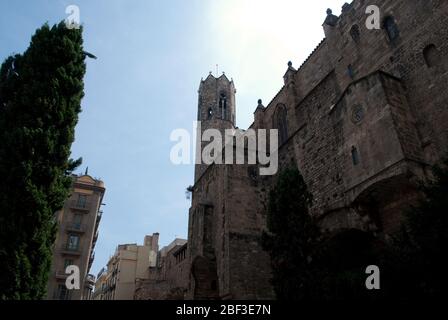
[310,229,383,300]
[388,158,448,299]
[262,167,319,300]
[0,22,86,300]
[264,161,448,301]
[263,167,383,301]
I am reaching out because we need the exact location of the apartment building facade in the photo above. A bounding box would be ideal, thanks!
[92,268,108,300]
[95,234,159,300]
[46,174,106,300]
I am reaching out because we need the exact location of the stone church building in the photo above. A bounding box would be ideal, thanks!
[139,0,448,300]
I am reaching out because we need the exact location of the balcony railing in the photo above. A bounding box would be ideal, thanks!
[94,211,103,231]
[69,200,91,212]
[66,222,87,233]
[61,245,82,255]
[85,274,95,287]
[55,270,69,279]
[88,252,95,270]
[86,274,95,282]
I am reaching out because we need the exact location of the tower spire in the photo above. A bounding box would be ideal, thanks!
[195,73,236,182]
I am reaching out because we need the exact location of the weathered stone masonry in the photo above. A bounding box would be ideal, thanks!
[186,0,448,299]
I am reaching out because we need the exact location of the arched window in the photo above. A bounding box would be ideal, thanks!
[350,25,360,44]
[351,146,360,166]
[423,44,440,68]
[276,105,288,144]
[207,107,213,120]
[219,93,227,120]
[383,16,399,43]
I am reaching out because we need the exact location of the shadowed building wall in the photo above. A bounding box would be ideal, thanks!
[186,0,448,300]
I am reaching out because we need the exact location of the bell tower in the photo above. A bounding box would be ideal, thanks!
[195,72,236,182]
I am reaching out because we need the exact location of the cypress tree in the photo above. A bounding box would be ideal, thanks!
[0,22,85,300]
[262,167,319,300]
[262,167,383,300]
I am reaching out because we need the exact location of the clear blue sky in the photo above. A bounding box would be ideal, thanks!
[0,0,346,278]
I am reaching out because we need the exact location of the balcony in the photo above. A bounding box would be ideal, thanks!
[86,274,95,283]
[55,270,69,279]
[66,222,87,233]
[94,211,102,232]
[69,200,91,212]
[60,245,82,256]
[88,252,95,270]
[85,274,95,290]
[89,251,95,263]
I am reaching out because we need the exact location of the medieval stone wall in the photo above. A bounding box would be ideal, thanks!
[186,0,448,300]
